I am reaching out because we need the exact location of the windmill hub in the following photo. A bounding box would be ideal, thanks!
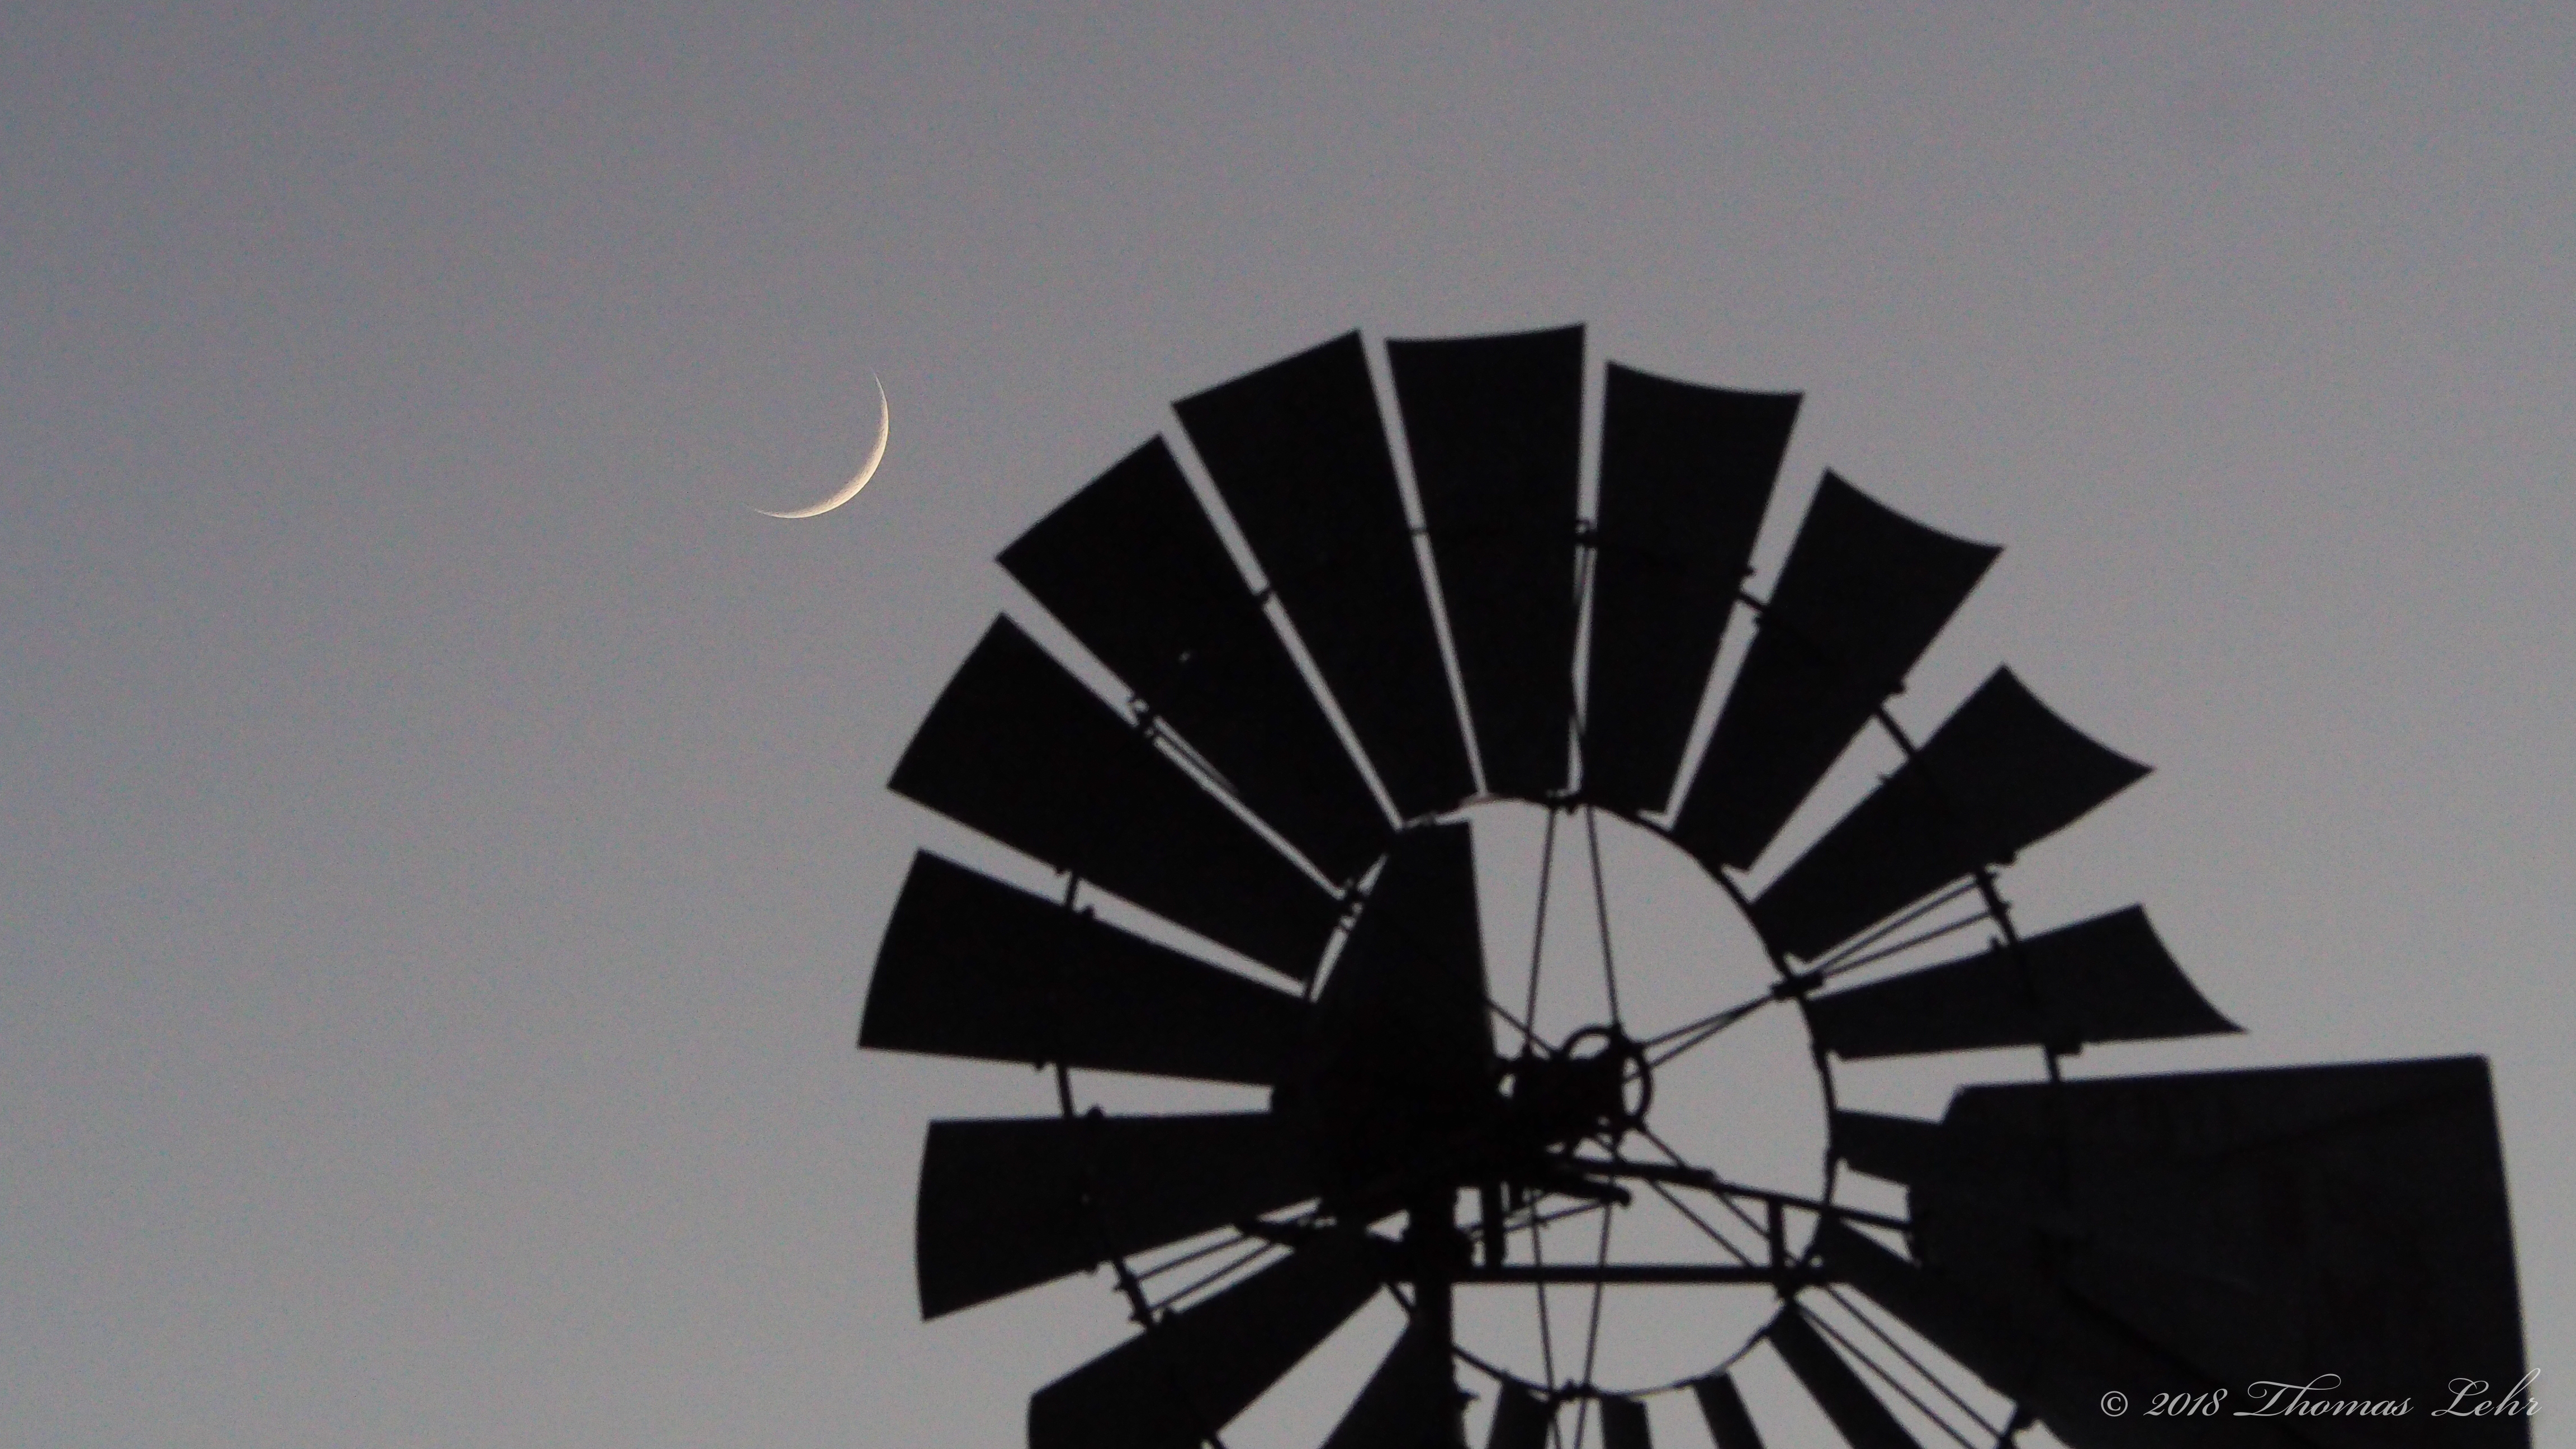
[1502,1024,1652,1149]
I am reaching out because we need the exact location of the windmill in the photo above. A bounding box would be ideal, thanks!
[858,329,2528,1449]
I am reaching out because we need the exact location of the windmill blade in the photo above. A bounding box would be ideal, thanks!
[889,617,1342,980]
[1672,475,1997,870]
[1291,823,1497,1202]
[1583,366,1797,815]
[916,1112,1318,1319]
[1830,1110,1953,1191]
[1805,906,2237,1059]
[1598,1394,1654,1449]
[1811,1219,2234,1449]
[1831,1109,2053,1225]
[1906,1058,2528,1448]
[1485,1383,1552,1449]
[1000,438,1390,884]
[1765,1309,1924,1449]
[860,853,1310,1086]
[1750,667,2148,963]
[1386,326,1584,799]
[1177,333,1476,818]
[1318,1314,1465,1449]
[1690,1374,1767,1449]
[1029,1233,1384,1449]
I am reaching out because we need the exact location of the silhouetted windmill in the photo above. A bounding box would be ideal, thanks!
[859,329,2528,1449]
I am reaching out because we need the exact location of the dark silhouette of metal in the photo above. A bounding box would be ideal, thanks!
[860,327,2528,1449]
[1176,333,1471,817]
[999,439,1388,885]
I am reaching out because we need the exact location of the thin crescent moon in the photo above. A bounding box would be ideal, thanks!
[758,375,889,519]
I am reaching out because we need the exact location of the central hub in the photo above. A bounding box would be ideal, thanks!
[1439,798,1832,1389]
[1502,1024,1653,1152]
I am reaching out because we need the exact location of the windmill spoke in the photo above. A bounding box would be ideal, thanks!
[1639,893,1993,1076]
[1807,907,1992,983]
[1527,1186,1564,1449]
[1570,1208,1616,1449]
[1807,878,1984,976]
[1819,1284,2001,1442]
[1637,993,1772,1068]
[1132,1227,1263,1285]
[1637,992,1765,1050]
[1519,803,1563,1046]
[1148,1237,1289,1315]
[1800,1303,1986,1449]
[1641,1178,1760,1267]
[1489,994,1547,1055]
[1628,1123,1783,1247]
[1583,805,1622,1026]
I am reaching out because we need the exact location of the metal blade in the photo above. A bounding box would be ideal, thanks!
[1028,1233,1383,1449]
[1750,667,2148,962]
[1598,1394,1654,1449]
[915,1112,1317,1319]
[1806,906,2237,1059]
[1177,333,1476,818]
[1911,1058,2528,1446]
[1319,1314,1465,1449]
[1690,1374,1767,1449]
[1485,1383,1552,1449]
[1386,327,1584,799]
[1831,1110,1952,1193]
[861,853,1310,1086]
[1673,475,1997,870]
[1834,1109,2057,1224]
[1766,1309,1923,1449]
[889,617,1341,979]
[1584,366,1797,814]
[1001,438,1390,884]
[1289,823,1495,1202]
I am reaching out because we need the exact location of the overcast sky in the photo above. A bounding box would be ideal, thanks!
[6,4,2570,1446]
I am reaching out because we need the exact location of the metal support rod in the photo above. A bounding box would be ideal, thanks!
[1404,1191,1464,1449]
[1450,1264,1834,1286]
[1561,1156,1909,1232]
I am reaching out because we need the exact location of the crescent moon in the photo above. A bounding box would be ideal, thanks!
[758,375,889,519]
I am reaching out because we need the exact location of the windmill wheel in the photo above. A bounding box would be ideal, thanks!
[860,329,2529,1449]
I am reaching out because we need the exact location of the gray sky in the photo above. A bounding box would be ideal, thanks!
[7,3,2570,1445]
